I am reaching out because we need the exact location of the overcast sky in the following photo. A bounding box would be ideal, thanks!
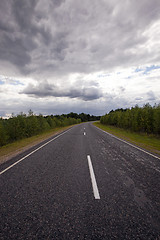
[0,0,160,117]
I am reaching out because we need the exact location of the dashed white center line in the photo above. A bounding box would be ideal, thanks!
[84,132,86,135]
[87,155,100,199]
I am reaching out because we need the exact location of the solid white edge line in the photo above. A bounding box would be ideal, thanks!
[94,125,160,160]
[0,127,73,176]
[87,155,100,199]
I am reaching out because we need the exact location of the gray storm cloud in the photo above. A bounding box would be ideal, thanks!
[21,81,103,101]
[0,0,160,77]
[0,0,160,117]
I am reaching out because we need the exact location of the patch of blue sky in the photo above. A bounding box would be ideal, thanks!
[0,75,24,86]
[0,80,5,85]
[144,65,160,74]
[135,68,143,72]
[9,80,24,86]
[135,65,160,74]
[97,73,110,78]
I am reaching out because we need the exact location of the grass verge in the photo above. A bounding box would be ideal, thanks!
[0,125,73,164]
[93,122,160,156]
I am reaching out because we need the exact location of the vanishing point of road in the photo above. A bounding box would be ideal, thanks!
[0,123,160,239]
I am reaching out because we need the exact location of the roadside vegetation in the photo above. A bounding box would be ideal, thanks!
[96,103,160,155]
[0,111,100,163]
[0,110,100,147]
[0,126,72,162]
[100,103,160,135]
[0,110,80,147]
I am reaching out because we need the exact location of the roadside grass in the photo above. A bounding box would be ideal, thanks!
[94,122,160,156]
[0,125,73,164]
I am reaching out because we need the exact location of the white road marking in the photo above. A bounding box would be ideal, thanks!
[87,155,100,199]
[94,126,160,161]
[84,132,86,135]
[0,128,73,176]
[151,167,160,173]
[105,170,109,175]
[105,167,109,175]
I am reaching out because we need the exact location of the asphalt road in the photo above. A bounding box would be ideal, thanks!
[0,122,160,239]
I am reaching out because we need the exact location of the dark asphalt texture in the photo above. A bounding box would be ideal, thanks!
[0,122,160,239]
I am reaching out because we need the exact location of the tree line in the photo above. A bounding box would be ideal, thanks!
[100,103,160,135]
[0,111,81,146]
[0,111,100,147]
[54,112,100,122]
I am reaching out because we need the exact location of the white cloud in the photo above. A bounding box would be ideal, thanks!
[0,0,160,117]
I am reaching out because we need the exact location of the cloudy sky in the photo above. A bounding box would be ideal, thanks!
[0,0,160,117]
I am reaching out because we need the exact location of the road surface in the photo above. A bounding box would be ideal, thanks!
[0,122,160,239]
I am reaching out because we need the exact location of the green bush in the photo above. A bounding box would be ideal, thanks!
[100,103,160,135]
[0,112,81,147]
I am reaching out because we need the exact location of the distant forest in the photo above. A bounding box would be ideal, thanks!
[100,103,160,135]
[0,111,100,147]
